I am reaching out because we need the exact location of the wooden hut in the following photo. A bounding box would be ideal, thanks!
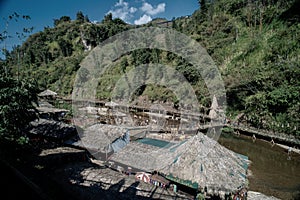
[109,132,249,197]
[38,89,58,100]
[159,133,249,195]
[67,123,249,198]
[66,124,147,159]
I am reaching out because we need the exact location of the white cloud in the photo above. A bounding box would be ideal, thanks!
[115,0,127,7]
[107,0,166,25]
[141,2,166,15]
[108,0,137,22]
[134,14,152,25]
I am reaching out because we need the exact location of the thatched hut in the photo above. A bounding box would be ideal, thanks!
[67,124,128,152]
[67,123,249,198]
[66,124,147,159]
[159,133,249,194]
[110,132,249,197]
[37,103,69,120]
[38,89,57,100]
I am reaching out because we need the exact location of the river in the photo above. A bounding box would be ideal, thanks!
[218,133,300,200]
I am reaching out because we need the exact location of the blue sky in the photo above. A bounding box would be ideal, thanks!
[0,0,198,53]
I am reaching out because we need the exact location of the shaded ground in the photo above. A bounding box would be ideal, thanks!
[0,159,47,200]
[0,140,192,200]
[53,161,192,200]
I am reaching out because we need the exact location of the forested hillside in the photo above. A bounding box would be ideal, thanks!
[2,0,300,136]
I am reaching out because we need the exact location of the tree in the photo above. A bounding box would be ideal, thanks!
[57,38,73,57]
[54,16,71,27]
[0,73,39,143]
[84,15,90,23]
[199,0,208,13]
[0,13,39,144]
[120,57,128,73]
[76,11,85,23]
[171,17,178,29]
[113,18,126,25]
[103,13,113,24]
[1,12,32,76]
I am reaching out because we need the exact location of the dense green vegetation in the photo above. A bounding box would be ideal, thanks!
[0,63,39,144]
[0,13,40,144]
[2,0,300,137]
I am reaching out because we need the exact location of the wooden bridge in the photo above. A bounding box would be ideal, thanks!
[64,98,300,147]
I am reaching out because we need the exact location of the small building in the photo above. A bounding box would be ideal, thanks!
[66,123,249,199]
[38,89,58,100]
[37,100,69,121]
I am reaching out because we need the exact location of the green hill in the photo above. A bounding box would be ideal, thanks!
[3,0,300,136]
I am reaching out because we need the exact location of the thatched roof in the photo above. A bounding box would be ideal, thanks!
[159,133,248,192]
[69,124,128,151]
[110,141,169,171]
[67,123,248,193]
[38,89,57,97]
[67,124,146,152]
[37,106,69,114]
[28,119,76,141]
[110,133,249,193]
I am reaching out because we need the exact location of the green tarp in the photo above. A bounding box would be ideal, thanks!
[137,138,175,148]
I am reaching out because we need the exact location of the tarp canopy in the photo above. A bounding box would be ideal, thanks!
[107,130,130,153]
[136,172,151,183]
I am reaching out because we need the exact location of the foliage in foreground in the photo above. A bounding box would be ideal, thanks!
[0,67,39,143]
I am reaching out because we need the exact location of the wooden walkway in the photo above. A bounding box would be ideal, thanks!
[197,123,300,147]
[227,124,300,147]
[64,98,300,146]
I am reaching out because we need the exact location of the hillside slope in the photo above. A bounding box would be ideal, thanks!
[4,0,300,136]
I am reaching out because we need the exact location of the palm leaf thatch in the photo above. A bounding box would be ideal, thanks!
[159,133,248,193]
[67,124,146,152]
[67,123,249,194]
[111,132,249,193]
[70,124,128,151]
[38,89,57,97]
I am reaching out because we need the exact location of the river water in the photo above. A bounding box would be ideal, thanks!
[218,133,300,200]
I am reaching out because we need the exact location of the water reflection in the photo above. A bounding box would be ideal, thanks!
[218,133,300,200]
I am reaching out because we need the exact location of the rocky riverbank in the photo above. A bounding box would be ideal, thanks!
[247,191,281,200]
